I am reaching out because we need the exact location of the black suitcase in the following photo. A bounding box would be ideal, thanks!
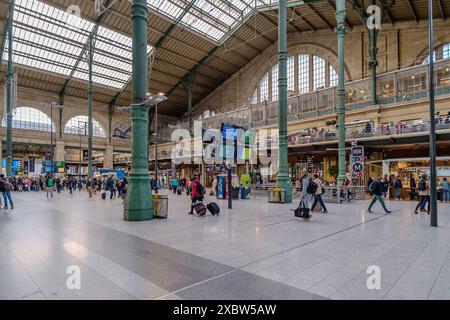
[206,202,220,215]
[102,192,106,200]
[177,188,182,195]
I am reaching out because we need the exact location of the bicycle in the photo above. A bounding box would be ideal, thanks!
[340,187,356,201]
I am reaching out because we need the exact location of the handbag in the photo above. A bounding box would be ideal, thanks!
[294,199,310,218]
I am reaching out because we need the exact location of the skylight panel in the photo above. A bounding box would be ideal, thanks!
[3,0,153,91]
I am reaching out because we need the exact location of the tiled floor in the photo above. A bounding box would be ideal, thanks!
[0,189,449,300]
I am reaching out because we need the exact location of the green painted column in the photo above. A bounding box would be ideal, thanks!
[108,103,114,143]
[187,75,193,136]
[124,0,153,221]
[368,0,378,105]
[277,0,292,203]
[87,35,94,177]
[336,0,347,185]
[6,0,15,177]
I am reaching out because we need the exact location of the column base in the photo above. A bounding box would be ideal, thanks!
[123,173,153,221]
[277,175,292,204]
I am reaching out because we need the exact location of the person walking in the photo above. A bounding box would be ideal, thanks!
[297,170,314,219]
[86,178,93,198]
[415,175,430,214]
[106,175,115,199]
[311,174,328,213]
[368,175,392,214]
[45,174,54,198]
[0,174,14,210]
[442,177,449,203]
[171,176,179,194]
[394,176,403,200]
[17,176,24,192]
[409,176,417,200]
[188,176,205,215]
[67,177,75,195]
[56,177,62,193]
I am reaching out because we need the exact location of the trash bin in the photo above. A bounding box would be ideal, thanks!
[232,187,239,199]
[268,188,286,203]
[153,194,168,219]
[241,187,251,199]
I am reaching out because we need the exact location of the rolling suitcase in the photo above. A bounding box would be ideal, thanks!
[206,202,220,215]
[194,201,206,216]
[177,188,182,195]
[102,192,106,200]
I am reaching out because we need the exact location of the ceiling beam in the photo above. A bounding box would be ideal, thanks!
[378,0,396,26]
[406,0,418,23]
[306,3,335,31]
[292,7,317,31]
[437,0,446,21]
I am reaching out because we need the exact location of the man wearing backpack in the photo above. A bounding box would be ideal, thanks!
[0,174,14,210]
[368,175,392,214]
[297,171,314,219]
[414,175,430,214]
[188,176,205,215]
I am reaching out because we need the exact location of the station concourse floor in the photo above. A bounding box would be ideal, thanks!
[0,189,449,300]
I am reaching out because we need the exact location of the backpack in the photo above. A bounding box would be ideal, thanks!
[48,178,54,187]
[368,181,376,195]
[197,183,206,195]
[418,180,427,191]
[306,179,318,194]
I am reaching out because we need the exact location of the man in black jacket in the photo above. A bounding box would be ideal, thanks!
[368,175,392,214]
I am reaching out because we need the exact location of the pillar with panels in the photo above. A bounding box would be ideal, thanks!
[336,0,347,186]
[277,0,292,203]
[124,0,153,221]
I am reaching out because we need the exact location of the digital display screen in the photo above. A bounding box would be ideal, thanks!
[221,124,239,141]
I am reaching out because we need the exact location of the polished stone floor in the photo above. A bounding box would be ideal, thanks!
[0,188,449,300]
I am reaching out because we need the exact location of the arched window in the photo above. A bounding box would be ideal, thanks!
[64,116,106,138]
[422,43,450,64]
[1,107,55,132]
[251,54,338,104]
[113,120,132,139]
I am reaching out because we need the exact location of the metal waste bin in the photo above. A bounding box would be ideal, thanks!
[153,194,168,219]
[268,188,286,203]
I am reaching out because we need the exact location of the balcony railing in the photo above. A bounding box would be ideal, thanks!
[287,116,450,146]
[159,58,450,140]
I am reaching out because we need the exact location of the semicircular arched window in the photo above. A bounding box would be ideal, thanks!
[422,43,450,64]
[1,107,56,132]
[251,54,338,104]
[64,115,106,138]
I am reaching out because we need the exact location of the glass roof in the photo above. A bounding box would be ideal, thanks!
[3,0,153,90]
[147,0,279,43]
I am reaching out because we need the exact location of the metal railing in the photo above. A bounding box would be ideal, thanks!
[287,117,450,146]
[160,58,450,136]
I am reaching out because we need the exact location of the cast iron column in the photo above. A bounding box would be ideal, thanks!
[277,0,292,203]
[87,35,94,177]
[428,0,438,227]
[369,0,378,105]
[336,0,347,185]
[6,0,15,177]
[187,75,194,136]
[124,0,153,221]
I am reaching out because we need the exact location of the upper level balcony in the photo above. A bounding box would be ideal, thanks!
[158,58,450,143]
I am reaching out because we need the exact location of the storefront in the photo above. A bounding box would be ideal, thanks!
[367,157,450,200]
